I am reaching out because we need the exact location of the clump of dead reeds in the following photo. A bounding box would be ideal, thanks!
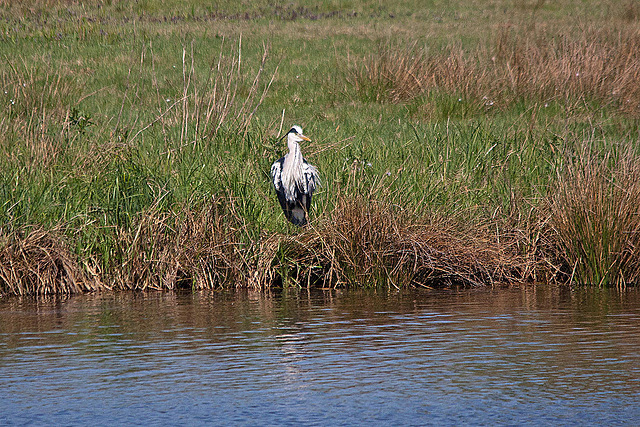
[544,141,640,287]
[8,162,640,293]
[350,26,640,115]
[112,197,246,291]
[0,197,252,295]
[348,42,427,104]
[0,226,98,295]
[255,190,533,289]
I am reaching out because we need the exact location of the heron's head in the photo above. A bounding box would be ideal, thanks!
[286,125,311,145]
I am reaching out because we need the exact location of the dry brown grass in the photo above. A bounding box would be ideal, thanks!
[0,190,537,295]
[254,191,533,289]
[348,41,428,104]
[544,141,640,287]
[0,226,99,295]
[0,198,248,295]
[8,167,640,294]
[112,198,246,291]
[350,26,640,115]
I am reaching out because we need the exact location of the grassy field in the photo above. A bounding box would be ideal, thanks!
[1,0,640,294]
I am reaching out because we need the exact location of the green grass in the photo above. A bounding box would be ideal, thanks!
[1,0,640,293]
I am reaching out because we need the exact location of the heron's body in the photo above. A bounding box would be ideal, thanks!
[271,126,319,226]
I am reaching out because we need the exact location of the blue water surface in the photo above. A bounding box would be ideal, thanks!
[1,286,639,426]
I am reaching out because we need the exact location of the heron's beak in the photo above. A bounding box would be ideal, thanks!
[300,134,311,142]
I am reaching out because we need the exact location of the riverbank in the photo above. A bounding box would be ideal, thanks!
[1,1,639,294]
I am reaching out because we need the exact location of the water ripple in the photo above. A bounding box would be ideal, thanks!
[1,287,639,425]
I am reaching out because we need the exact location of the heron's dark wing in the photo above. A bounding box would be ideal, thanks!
[301,159,320,195]
[270,157,285,192]
[276,186,307,226]
[271,157,303,224]
[295,159,319,217]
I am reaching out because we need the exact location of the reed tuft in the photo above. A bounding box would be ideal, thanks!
[0,226,98,295]
[256,191,532,289]
[545,142,640,287]
[113,198,246,291]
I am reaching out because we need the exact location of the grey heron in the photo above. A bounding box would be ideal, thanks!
[271,125,320,226]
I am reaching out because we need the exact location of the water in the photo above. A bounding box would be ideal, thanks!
[1,286,639,426]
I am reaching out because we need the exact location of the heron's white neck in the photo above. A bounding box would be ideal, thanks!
[287,135,301,155]
[285,137,302,166]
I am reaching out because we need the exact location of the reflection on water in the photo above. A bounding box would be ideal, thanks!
[1,286,639,425]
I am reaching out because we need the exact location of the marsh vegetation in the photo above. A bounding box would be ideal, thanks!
[1,0,639,294]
